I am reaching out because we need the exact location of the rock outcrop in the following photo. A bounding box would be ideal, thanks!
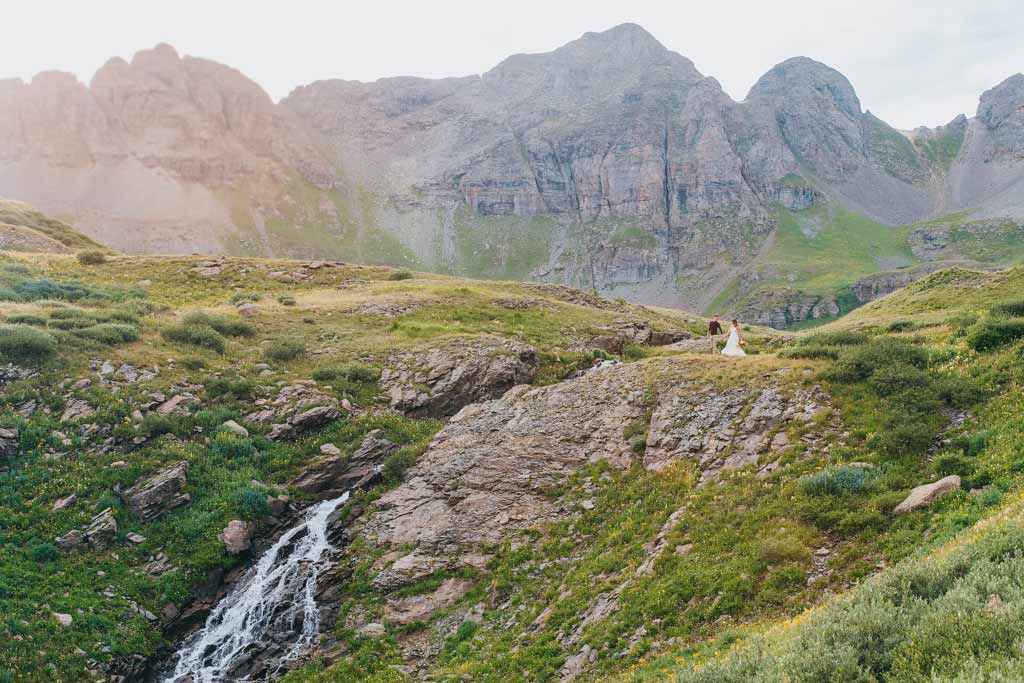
[291,430,397,500]
[244,381,343,440]
[381,338,538,418]
[122,461,191,522]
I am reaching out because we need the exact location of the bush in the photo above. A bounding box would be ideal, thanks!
[799,464,877,497]
[829,337,928,382]
[263,337,305,362]
[779,344,839,360]
[869,421,935,459]
[276,294,297,306]
[206,374,254,400]
[952,430,992,458]
[13,278,96,302]
[800,330,869,347]
[965,317,1024,352]
[990,299,1024,317]
[162,321,226,353]
[934,374,986,408]
[388,269,413,281]
[179,357,207,370]
[4,314,46,326]
[76,249,108,265]
[237,486,270,520]
[313,362,379,384]
[30,542,58,563]
[208,432,258,461]
[181,311,254,337]
[887,319,923,333]
[383,448,418,483]
[228,291,261,305]
[0,324,57,363]
[868,362,931,397]
[74,322,140,345]
[935,453,975,477]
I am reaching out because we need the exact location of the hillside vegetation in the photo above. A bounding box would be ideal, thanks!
[0,254,1022,683]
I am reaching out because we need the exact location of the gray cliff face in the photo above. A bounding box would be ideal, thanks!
[1,26,1023,322]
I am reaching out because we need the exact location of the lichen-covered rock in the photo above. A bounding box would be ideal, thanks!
[245,381,343,440]
[380,337,538,418]
[0,427,18,456]
[83,508,118,550]
[122,461,191,522]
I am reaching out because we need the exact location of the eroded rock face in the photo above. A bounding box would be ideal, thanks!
[365,365,646,550]
[381,338,538,418]
[291,430,396,500]
[245,381,343,440]
[644,385,828,481]
[122,461,191,522]
[384,578,473,626]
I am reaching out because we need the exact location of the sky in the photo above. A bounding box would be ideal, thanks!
[2,0,1022,130]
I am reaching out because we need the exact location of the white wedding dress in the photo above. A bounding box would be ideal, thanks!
[721,326,746,357]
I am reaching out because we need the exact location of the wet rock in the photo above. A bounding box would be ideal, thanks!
[218,520,254,555]
[123,461,191,521]
[894,475,961,514]
[291,430,395,499]
[381,337,538,418]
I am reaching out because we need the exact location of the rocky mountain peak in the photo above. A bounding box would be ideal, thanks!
[748,56,861,118]
[977,73,1024,129]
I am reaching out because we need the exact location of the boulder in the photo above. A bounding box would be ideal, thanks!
[358,622,387,638]
[84,508,118,550]
[155,394,198,417]
[0,427,19,456]
[894,475,961,514]
[123,461,191,521]
[60,398,95,422]
[55,529,87,552]
[218,520,254,555]
[236,303,260,316]
[53,612,73,627]
[52,493,77,511]
[222,420,249,437]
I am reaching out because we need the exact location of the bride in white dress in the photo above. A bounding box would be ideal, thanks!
[721,319,746,357]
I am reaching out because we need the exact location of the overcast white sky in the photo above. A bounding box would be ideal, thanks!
[3,0,1022,129]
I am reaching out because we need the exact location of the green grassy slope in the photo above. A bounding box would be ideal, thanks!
[0,199,108,252]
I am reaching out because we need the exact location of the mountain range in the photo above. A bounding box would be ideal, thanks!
[2,23,1023,325]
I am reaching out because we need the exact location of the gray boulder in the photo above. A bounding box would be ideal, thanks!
[894,475,961,514]
[123,461,191,521]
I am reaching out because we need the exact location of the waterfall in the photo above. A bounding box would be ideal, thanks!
[165,492,350,683]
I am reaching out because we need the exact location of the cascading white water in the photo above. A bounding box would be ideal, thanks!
[166,492,350,683]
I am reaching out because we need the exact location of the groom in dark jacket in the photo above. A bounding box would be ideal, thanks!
[708,316,723,354]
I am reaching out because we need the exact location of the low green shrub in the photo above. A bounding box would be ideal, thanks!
[228,291,261,305]
[990,299,1024,317]
[4,314,46,326]
[388,269,414,281]
[206,374,255,400]
[0,324,57,363]
[276,294,297,306]
[965,317,1024,351]
[935,453,975,477]
[934,374,986,408]
[798,464,877,497]
[74,322,140,345]
[869,421,935,459]
[828,336,929,383]
[181,311,254,337]
[76,249,108,265]
[867,362,931,397]
[237,486,270,520]
[800,330,869,347]
[29,542,58,563]
[263,337,305,362]
[208,432,258,461]
[162,321,226,353]
[779,344,839,360]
